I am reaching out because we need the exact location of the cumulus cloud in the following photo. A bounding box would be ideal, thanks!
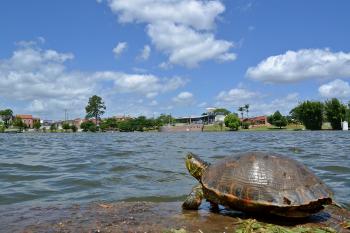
[94,72,187,98]
[106,0,236,67]
[138,45,151,60]
[172,91,195,105]
[319,79,350,98]
[0,41,186,118]
[247,49,350,83]
[215,87,299,116]
[216,87,259,104]
[113,42,127,57]
[252,93,300,116]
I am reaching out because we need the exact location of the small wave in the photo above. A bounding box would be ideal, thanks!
[121,195,187,203]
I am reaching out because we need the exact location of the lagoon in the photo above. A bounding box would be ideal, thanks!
[0,131,349,209]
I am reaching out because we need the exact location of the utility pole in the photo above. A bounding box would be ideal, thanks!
[64,109,67,122]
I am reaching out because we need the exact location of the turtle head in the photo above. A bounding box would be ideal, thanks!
[185,153,210,181]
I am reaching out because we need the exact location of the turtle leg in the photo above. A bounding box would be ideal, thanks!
[182,184,203,210]
[209,201,219,212]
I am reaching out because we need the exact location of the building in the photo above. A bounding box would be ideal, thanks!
[243,116,270,126]
[16,115,40,128]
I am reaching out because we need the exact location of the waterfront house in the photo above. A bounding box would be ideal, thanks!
[16,115,40,128]
[242,116,270,126]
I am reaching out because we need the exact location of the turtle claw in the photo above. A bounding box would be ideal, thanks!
[182,184,203,210]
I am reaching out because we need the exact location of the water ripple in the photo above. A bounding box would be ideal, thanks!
[0,131,349,208]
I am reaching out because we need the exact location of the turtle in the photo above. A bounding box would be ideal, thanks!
[182,152,333,217]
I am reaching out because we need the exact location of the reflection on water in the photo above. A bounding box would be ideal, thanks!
[0,131,349,208]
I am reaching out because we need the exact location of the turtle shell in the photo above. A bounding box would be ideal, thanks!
[201,152,333,216]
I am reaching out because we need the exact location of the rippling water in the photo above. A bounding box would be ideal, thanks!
[0,131,349,208]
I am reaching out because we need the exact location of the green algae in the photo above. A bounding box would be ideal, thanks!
[233,219,337,233]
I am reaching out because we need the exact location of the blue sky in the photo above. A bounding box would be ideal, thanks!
[1,0,350,120]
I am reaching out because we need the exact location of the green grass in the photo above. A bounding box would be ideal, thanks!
[203,124,304,132]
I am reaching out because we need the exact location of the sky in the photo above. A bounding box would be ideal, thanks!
[1,0,350,120]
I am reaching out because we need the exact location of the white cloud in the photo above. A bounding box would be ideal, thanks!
[0,41,186,119]
[216,88,259,104]
[113,42,127,57]
[252,93,300,116]
[319,79,350,98]
[149,100,158,106]
[172,91,194,104]
[138,45,151,60]
[247,49,350,83]
[94,72,187,98]
[106,0,236,67]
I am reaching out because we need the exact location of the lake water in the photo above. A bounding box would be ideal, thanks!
[0,131,349,209]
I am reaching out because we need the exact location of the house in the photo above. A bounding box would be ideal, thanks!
[243,116,270,126]
[16,115,40,128]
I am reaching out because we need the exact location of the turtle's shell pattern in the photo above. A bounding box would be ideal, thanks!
[201,152,332,211]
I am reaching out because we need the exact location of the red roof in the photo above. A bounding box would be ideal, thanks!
[16,114,33,119]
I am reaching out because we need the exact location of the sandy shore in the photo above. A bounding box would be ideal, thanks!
[1,201,350,233]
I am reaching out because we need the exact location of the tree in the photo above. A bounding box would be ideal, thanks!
[118,120,135,132]
[33,121,41,131]
[213,108,231,116]
[0,122,5,133]
[80,120,97,132]
[85,95,106,125]
[224,113,240,131]
[50,124,57,132]
[13,117,26,131]
[62,123,71,132]
[101,118,118,131]
[0,109,13,128]
[267,111,288,129]
[238,106,244,119]
[157,114,175,125]
[346,101,350,123]
[324,98,347,130]
[290,101,324,130]
[244,104,250,118]
[70,125,78,132]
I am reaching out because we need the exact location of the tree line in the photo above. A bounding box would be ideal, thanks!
[1,96,350,132]
[223,98,350,131]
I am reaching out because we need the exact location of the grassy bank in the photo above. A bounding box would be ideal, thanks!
[203,123,305,132]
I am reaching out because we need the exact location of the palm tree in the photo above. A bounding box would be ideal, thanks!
[244,104,250,119]
[238,106,245,120]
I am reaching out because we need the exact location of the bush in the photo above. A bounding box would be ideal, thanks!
[50,124,57,132]
[224,114,240,131]
[70,125,78,132]
[0,123,5,133]
[290,101,324,130]
[267,111,288,128]
[242,122,251,129]
[80,121,97,132]
[62,123,71,132]
[324,98,346,130]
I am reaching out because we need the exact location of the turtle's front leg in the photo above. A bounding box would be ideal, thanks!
[182,184,203,210]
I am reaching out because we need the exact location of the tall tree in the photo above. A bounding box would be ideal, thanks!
[238,106,245,119]
[290,101,324,130]
[324,98,346,130]
[244,104,250,118]
[0,109,13,128]
[85,95,106,125]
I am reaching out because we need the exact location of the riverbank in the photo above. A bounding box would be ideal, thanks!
[1,201,349,233]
